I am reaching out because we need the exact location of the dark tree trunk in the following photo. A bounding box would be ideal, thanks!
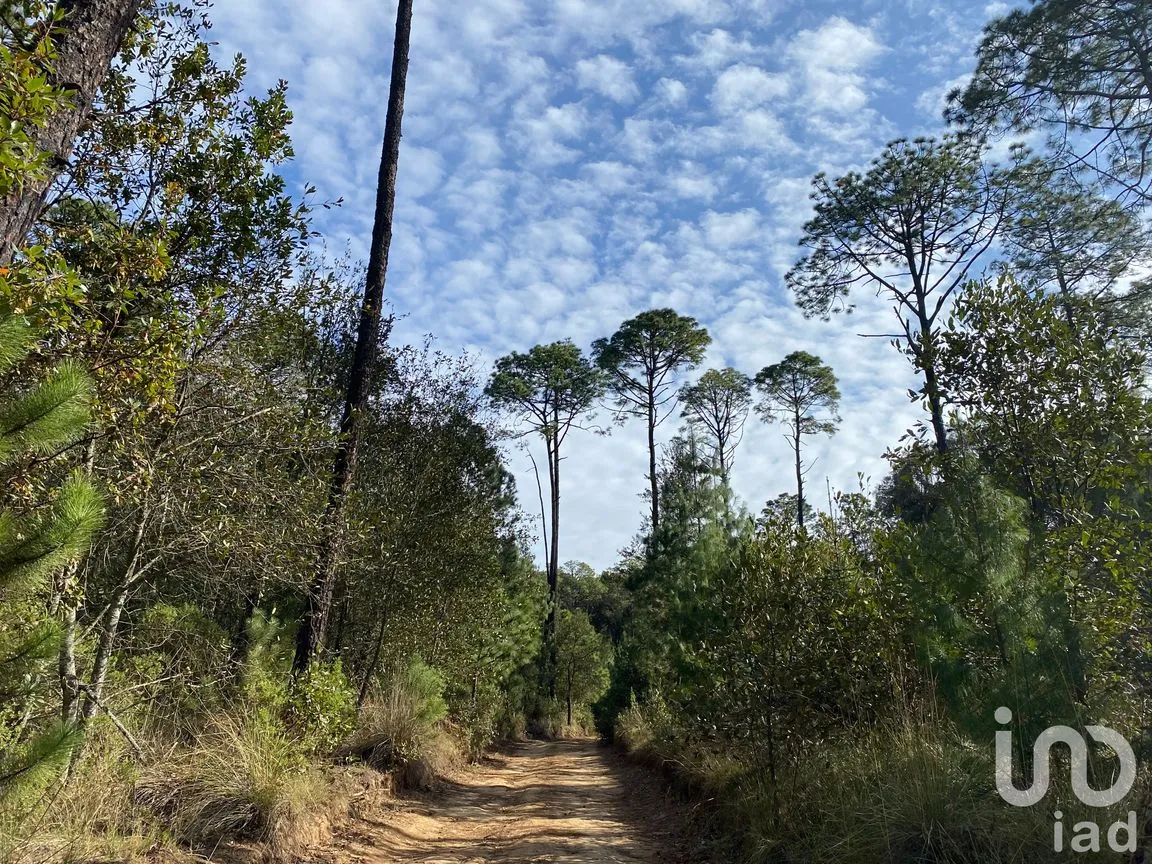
[1054,265,1078,331]
[794,410,804,530]
[357,612,388,708]
[717,425,729,487]
[647,379,658,534]
[922,359,948,455]
[294,0,414,673]
[0,0,142,263]
[545,424,561,699]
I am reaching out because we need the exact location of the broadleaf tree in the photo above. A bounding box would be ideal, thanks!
[555,608,612,727]
[0,0,143,263]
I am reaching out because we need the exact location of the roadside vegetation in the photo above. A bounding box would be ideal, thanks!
[0,1,1150,863]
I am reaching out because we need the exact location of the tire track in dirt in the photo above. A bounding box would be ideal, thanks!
[312,739,711,864]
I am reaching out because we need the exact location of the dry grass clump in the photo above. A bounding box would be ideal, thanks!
[0,721,167,864]
[767,721,1060,864]
[137,712,326,856]
[339,659,459,784]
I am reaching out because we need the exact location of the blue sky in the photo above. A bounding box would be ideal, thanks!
[211,0,1017,570]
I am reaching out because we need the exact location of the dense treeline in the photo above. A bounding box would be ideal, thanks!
[0,3,541,858]
[0,1,1150,863]
[485,3,1152,862]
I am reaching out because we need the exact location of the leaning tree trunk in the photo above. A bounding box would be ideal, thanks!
[294,0,414,673]
[0,0,142,263]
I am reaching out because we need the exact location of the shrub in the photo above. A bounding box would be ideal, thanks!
[137,712,323,854]
[0,721,158,864]
[342,658,448,769]
[614,690,675,756]
[284,660,357,754]
[773,720,1064,864]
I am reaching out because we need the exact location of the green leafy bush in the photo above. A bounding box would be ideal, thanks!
[284,660,356,754]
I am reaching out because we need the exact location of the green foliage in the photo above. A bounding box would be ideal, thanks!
[137,712,320,852]
[754,351,840,437]
[948,0,1152,204]
[998,151,1152,312]
[0,309,102,813]
[284,661,356,755]
[593,308,711,435]
[678,367,752,482]
[345,658,449,767]
[558,561,627,644]
[485,340,605,443]
[788,135,1002,322]
[787,135,1006,452]
[777,718,1062,864]
[754,351,840,527]
[939,274,1152,521]
[555,609,612,727]
[0,2,70,197]
[1,0,1150,859]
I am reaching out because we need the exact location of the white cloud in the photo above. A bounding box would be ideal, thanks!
[684,28,758,69]
[656,77,689,105]
[788,17,884,113]
[915,72,970,120]
[512,101,589,166]
[208,0,979,569]
[575,54,641,103]
[703,209,762,248]
[620,117,661,162]
[669,162,718,201]
[711,63,789,115]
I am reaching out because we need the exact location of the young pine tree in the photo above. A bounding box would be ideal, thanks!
[0,310,103,809]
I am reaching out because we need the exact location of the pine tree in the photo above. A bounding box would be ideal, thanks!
[0,309,103,808]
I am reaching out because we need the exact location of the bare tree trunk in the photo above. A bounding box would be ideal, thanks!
[545,427,561,699]
[647,383,658,533]
[294,0,414,673]
[794,410,804,530]
[357,612,388,708]
[58,600,80,724]
[78,505,148,726]
[914,308,949,455]
[566,666,572,726]
[548,438,560,607]
[56,437,95,724]
[717,430,728,487]
[0,0,142,263]
[923,362,948,455]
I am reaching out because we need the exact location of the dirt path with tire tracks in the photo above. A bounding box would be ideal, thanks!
[311,739,713,864]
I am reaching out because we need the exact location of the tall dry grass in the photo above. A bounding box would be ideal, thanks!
[136,712,326,857]
[615,701,1142,863]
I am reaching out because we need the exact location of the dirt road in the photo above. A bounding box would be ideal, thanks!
[315,739,710,863]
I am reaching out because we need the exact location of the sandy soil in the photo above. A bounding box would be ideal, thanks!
[309,739,711,864]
